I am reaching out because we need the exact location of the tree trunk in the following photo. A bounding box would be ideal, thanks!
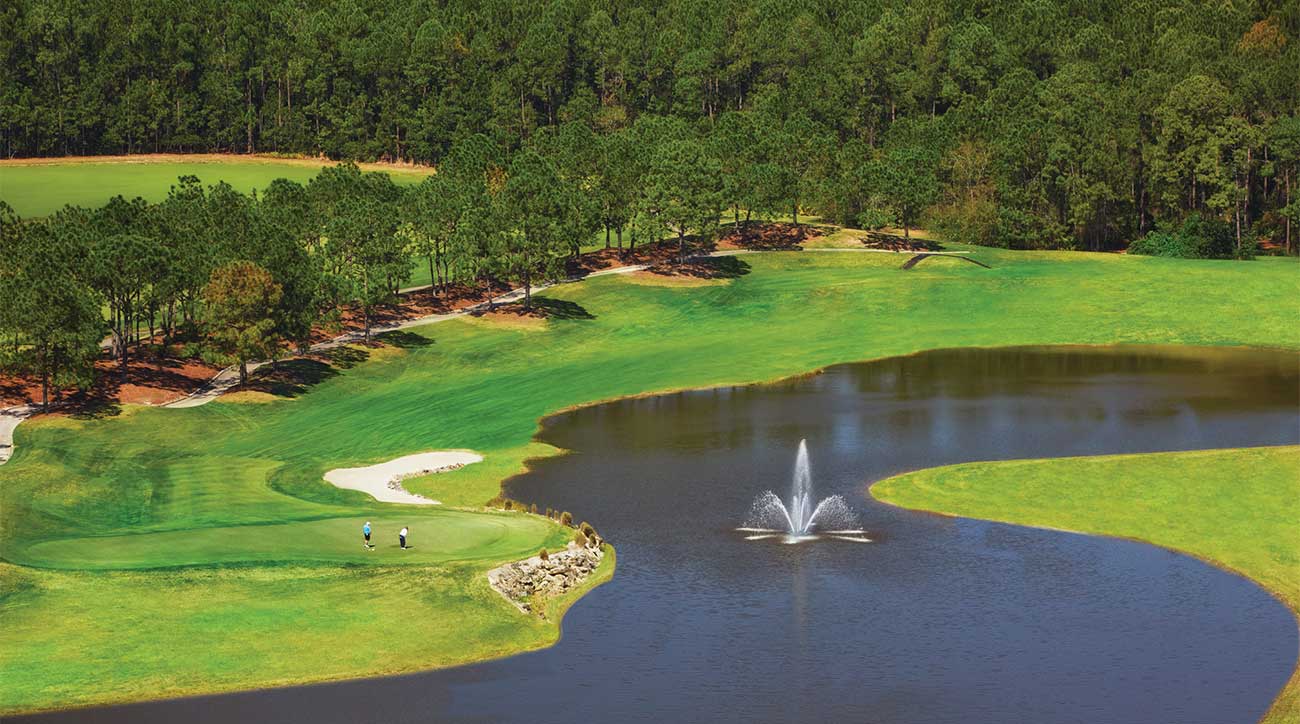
[239,360,248,386]
[362,270,371,342]
[428,255,436,295]
[1286,173,1292,255]
[605,225,611,249]
[523,268,532,310]
[678,230,686,264]
[616,227,623,252]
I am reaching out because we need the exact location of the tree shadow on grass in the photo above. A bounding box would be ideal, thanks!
[861,231,943,252]
[376,330,436,348]
[647,255,752,280]
[67,398,122,420]
[531,297,595,320]
[249,359,341,398]
[325,346,370,370]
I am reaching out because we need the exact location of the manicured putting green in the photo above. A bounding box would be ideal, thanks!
[0,158,429,218]
[15,512,565,570]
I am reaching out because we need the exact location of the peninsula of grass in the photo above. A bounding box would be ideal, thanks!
[871,445,1300,723]
[0,154,432,217]
[1,246,1297,713]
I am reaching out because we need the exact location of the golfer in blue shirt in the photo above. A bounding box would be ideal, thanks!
[363,521,373,549]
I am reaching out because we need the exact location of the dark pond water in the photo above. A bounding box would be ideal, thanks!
[24,346,1300,724]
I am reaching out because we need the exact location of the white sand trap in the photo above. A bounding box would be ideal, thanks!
[323,451,483,505]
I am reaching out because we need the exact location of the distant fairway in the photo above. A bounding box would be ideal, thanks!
[0,155,431,218]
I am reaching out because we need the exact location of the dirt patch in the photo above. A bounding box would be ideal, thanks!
[717,222,822,251]
[565,239,690,276]
[0,351,222,409]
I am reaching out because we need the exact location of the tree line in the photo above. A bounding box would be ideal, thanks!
[2,0,1298,252]
[0,117,810,407]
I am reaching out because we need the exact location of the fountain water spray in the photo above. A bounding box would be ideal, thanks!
[739,439,869,543]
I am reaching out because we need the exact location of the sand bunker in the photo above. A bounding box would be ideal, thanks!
[323,451,483,505]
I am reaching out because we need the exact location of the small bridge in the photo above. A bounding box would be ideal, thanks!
[901,253,991,270]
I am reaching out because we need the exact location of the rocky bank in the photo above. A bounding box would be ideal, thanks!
[488,540,605,616]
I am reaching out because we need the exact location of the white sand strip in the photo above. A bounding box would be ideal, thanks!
[0,404,39,465]
[323,451,483,505]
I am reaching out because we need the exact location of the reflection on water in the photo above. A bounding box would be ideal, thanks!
[23,346,1300,724]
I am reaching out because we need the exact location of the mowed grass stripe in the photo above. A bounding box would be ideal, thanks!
[15,512,567,570]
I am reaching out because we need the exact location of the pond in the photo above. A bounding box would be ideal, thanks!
[25,346,1300,723]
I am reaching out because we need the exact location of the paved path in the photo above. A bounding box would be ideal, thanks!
[0,404,39,465]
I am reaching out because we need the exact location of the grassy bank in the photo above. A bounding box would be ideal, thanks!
[1,247,1297,712]
[871,446,1300,723]
[0,154,431,217]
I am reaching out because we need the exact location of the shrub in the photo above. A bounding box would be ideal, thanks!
[1128,214,1237,259]
[855,207,893,230]
[539,548,549,561]
[580,522,597,539]
[530,503,538,515]
[574,530,588,547]
[926,197,998,247]
[995,206,1072,250]
[559,511,573,527]
[502,499,513,511]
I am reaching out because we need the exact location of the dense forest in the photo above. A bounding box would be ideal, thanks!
[2,0,1298,252]
[3,0,1300,405]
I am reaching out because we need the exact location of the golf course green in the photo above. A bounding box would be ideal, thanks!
[872,446,1300,722]
[0,155,431,218]
[1,245,1298,714]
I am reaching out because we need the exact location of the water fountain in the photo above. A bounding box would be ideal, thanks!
[739,439,870,543]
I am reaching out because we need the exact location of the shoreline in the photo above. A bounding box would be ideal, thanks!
[869,446,1300,722]
[3,345,1295,716]
[0,547,617,718]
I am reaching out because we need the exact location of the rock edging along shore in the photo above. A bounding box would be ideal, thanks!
[488,538,606,616]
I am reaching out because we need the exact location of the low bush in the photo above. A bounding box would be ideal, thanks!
[539,548,549,561]
[559,511,573,527]
[574,530,588,547]
[1128,214,1241,259]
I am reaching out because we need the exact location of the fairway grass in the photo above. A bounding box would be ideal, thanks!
[0,155,431,218]
[871,446,1300,723]
[1,247,1298,713]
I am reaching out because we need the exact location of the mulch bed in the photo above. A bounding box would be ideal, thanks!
[716,222,820,251]
[0,349,222,409]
